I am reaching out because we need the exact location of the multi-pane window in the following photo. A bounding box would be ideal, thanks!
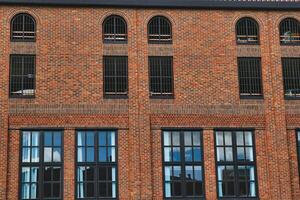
[103,56,128,97]
[103,15,127,43]
[236,17,259,44]
[20,131,63,200]
[10,55,35,97]
[296,131,300,180]
[11,13,36,41]
[238,58,263,98]
[282,58,300,99]
[76,130,117,199]
[215,130,257,198]
[148,16,172,44]
[280,18,300,45]
[149,56,173,97]
[162,130,204,199]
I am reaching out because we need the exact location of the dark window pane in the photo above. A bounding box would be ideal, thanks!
[282,58,300,99]
[11,13,36,41]
[53,167,61,181]
[236,18,259,44]
[53,183,60,197]
[98,167,107,181]
[43,183,52,198]
[44,167,52,181]
[148,16,172,44]
[186,182,194,196]
[98,182,107,197]
[86,167,94,181]
[103,15,127,43]
[280,18,300,45]
[172,182,182,196]
[86,183,95,197]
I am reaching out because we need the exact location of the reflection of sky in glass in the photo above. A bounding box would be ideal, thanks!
[173,147,180,161]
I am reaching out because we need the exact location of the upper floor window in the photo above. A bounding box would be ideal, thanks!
[296,131,300,181]
[162,130,204,199]
[280,18,300,45]
[11,13,36,42]
[215,130,258,199]
[76,130,117,199]
[282,58,300,99]
[238,57,263,99]
[149,56,174,98]
[103,15,127,43]
[20,130,63,199]
[236,17,259,45]
[148,16,172,44]
[10,55,35,97]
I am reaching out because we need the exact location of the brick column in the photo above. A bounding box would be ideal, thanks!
[64,129,75,200]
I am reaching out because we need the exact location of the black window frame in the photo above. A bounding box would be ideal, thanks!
[236,17,260,45]
[149,56,174,98]
[237,57,263,99]
[162,129,205,199]
[214,129,259,200]
[11,13,36,42]
[282,58,300,100]
[19,129,64,200]
[75,129,118,200]
[103,15,127,44]
[148,16,172,44]
[9,54,36,98]
[103,56,128,98]
[279,18,300,46]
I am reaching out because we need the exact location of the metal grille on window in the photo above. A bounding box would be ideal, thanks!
[215,130,257,198]
[280,18,300,45]
[103,15,127,43]
[282,58,300,98]
[149,56,173,97]
[148,16,172,44]
[10,55,35,97]
[238,58,263,98]
[11,13,36,41]
[104,56,128,96]
[236,18,259,44]
[76,130,117,199]
[163,130,204,198]
[20,131,63,200]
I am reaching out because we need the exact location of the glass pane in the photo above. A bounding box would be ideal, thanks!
[164,132,171,146]
[44,132,52,146]
[44,147,52,162]
[53,132,61,146]
[164,166,171,181]
[108,131,115,146]
[250,182,256,197]
[173,166,181,179]
[173,182,182,196]
[164,147,171,162]
[31,132,39,146]
[108,147,116,162]
[217,166,225,181]
[224,132,232,145]
[86,167,94,181]
[173,147,180,162]
[86,147,95,162]
[86,183,94,197]
[53,148,61,162]
[112,182,116,198]
[225,147,233,161]
[53,167,61,181]
[31,147,39,162]
[22,148,30,163]
[77,147,85,162]
[98,182,106,197]
[217,147,224,162]
[30,183,38,198]
[77,183,84,198]
[98,167,106,181]
[193,147,201,161]
[186,182,193,195]
[236,132,244,146]
[216,132,223,146]
[218,182,223,197]
[245,131,253,145]
[237,147,245,161]
[184,132,192,146]
[99,132,106,146]
[193,131,201,146]
[99,147,107,162]
[22,167,30,182]
[194,166,202,181]
[185,147,192,161]
[77,132,85,146]
[246,147,254,161]
[22,132,31,146]
[22,184,30,199]
[86,132,94,146]
[185,166,193,180]
[43,183,51,197]
[77,167,85,182]
[31,167,38,182]
[112,167,116,181]
[165,182,171,197]
[172,132,180,146]
[53,183,60,197]
[44,167,51,181]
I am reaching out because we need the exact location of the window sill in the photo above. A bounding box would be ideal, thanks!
[240,95,263,100]
[104,94,128,99]
[285,96,300,100]
[150,94,174,99]
[9,95,35,99]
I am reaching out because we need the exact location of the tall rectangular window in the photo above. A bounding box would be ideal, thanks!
[238,58,262,98]
[103,56,128,97]
[10,55,35,97]
[162,130,204,199]
[296,131,300,180]
[76,130,117,199]
[149,56,173,97]
[215,130,258,198]
[282,58,300,99]
[20,130,63,200]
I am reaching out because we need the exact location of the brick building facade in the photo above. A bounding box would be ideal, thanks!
[0,0,300,200]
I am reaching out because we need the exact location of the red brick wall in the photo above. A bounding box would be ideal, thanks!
[0,5,299,200]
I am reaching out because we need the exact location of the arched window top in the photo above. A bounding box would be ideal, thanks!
[236,17,259,45]
[11,13,36,42]
[103,15,127,43]
[280,18,300,45]
[148,16,172,44]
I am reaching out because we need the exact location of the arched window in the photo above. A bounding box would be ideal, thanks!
[11,13,36,41]
[103,15,127,43]
[148,16,172,44]
[236,17,259,44]
[280,18,300,45]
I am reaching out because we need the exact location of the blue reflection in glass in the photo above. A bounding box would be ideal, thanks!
[193,147,201,161]
[173,147,181,162]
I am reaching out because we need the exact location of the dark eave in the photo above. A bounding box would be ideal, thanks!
[0,0,299,10]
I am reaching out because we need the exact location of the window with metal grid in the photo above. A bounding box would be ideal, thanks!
[11,13,36,41]
[148,16,172,44]
[20,130,63,200]
[10,55,35,97]
[280,18,300,45]
[215,130,258,199]
[103,15,127,43]
[162,130,205,199]
[103,56,128,97]
[236,17,259,45]
[296,131,300,182]
[282,58,300,99]
[76,130,117,199]
[149,56,173,97]
[238,58,263,98]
